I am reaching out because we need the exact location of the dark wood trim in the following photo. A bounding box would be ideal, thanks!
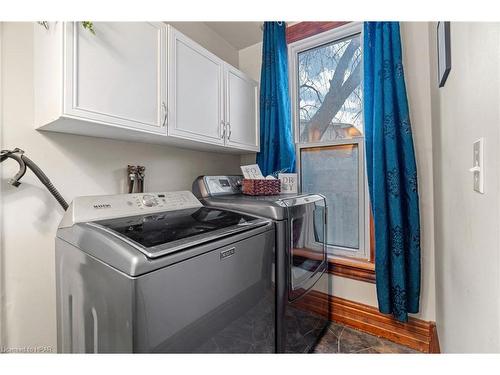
[429,323,441,353]
[297,290,440,353]
[293,251,377,283]
[286,22,351,44]
[328,258,376,283]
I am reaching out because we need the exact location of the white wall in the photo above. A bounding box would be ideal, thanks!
[430,22,500,352]
[237,23,437,322]
[239,42,262,82]
[400,21,436,322]
[168,22,239,67]
[238,42,263,166]
[0,22,241,351]
[0,22,5,348]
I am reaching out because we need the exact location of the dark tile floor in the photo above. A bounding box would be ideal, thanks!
[314,322,418,354]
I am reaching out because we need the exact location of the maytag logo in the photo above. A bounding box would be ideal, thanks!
[220,247,235,260]
[93,203,111,209]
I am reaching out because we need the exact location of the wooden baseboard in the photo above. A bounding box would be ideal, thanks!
[298,290,440,353]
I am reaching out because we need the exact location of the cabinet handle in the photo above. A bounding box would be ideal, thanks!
[227,122,232,141]
[220,121,226,139]
[162,102,168,127]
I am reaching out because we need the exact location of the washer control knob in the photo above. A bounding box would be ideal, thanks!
[142,194,158,207]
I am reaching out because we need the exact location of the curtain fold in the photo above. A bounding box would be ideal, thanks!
[256,21,295,176]
[363,22,421,322]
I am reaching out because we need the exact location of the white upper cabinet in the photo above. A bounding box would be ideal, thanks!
[167,28,225,145]
[224,65,259,152]
[64,22,167,132]
[34,22,259,153]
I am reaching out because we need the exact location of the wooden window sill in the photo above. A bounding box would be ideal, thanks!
[327,256,376,284]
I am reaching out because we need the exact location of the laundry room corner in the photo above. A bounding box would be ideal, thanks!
[0,22,243,351]
[1,3,500,366]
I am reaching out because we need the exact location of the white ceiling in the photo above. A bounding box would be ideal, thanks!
[204,22,263,50]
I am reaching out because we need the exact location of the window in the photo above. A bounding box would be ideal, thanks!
[296,32,363,143]
[289,22,372,264]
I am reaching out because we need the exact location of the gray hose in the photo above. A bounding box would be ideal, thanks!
[1,148,69,211]
[22,155,69,210]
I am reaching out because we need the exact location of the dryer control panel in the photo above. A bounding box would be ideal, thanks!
[59,191,202,228]
[193,175,243,197]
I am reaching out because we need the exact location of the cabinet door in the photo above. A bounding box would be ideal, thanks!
[168,27,225,145]
[225,66,259,152]
[64,22,167,133]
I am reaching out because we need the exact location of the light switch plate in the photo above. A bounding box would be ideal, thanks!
[472,138,484,193]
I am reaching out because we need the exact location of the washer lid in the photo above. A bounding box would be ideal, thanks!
[88,206,269,259]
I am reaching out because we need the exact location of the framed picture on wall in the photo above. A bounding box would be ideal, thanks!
[437,21,451,87]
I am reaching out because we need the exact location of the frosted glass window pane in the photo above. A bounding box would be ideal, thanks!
[300,144,359,250]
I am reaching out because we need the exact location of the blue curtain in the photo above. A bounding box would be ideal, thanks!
[364,22,421,322]
[256,22,295,176]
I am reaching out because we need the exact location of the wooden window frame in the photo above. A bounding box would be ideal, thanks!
[287,21,375,284]
[286,22,351,44]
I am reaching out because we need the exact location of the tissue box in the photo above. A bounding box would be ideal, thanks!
[242,179,281,196]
